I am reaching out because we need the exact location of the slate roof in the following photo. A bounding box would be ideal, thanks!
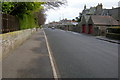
[82,7,96,15]
[94,9,103,15]
[79,15,90,25]
[90,15,119,25]
[82,9,89,15]
[101,7,120,21]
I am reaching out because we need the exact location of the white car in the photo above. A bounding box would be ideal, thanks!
[51,27,55,29]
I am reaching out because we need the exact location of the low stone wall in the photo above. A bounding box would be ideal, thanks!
[0,28,36,59]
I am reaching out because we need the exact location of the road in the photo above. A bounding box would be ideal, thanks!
[44,28,118,78]
[2,28,118,79]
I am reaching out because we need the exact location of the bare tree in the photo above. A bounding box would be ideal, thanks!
[43,0,67,10]
[34,9,46,26]
[35,0,67,26]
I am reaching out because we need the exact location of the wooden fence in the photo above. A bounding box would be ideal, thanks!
[1,14,19,33]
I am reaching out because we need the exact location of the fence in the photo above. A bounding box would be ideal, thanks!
[1,14,19,33]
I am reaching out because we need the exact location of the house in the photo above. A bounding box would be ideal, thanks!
[101,7,120,23]
[82,3,103,16]
[118,1,120,7]
[78,4,103,33]
[57,19,78,31]
[78,15,90,33]
[47,21,60,28]
[94,3,103,15]
[87,15,119,36]
[78,3,120,36]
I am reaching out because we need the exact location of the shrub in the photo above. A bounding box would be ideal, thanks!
[106,33,120,40]
[19,14,37,30]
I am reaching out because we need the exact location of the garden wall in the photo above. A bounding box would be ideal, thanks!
[0,28,36,59]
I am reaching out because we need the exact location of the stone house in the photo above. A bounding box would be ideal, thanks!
[78,15,90,33]
[78,3,103,33]
[82,3,103,16]
[101,7,120,24]
[87,15,119,36]
[57,19,78,31]
[78,4,120,36]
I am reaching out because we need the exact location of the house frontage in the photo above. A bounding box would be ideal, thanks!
[78,4,120,36]
[87,15,119,36]
[78,15,90,33]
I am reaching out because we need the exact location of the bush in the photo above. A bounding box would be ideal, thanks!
[19,14,37,30]
[106,33,120,40]
[107,27,120,34]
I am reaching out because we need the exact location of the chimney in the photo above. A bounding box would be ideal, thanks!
[84,4,86,10]
[100,3,103,9]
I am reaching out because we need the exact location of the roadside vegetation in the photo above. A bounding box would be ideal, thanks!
[1,1,67,30]
[106,27,120,40]
[2,2,45,29]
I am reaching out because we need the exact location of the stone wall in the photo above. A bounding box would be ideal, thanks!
[0,28,36,59]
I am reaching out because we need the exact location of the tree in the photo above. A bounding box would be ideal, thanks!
[1,0,67,15]
[1,2,45,29]
[72,19,75,22]
[43,0,67,10]
[34,9,46,26]
[2,2,44,16]
[1,0,67,29]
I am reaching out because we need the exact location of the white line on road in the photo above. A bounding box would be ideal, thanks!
[43,29,58,80]
[60,30,65,32]
[66,30,79,35]
[72,32,79,34]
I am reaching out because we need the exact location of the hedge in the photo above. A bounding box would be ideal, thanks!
[106,33,120,40]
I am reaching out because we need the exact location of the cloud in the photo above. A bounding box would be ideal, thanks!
[45,0,119,23]
[46,7,81,23]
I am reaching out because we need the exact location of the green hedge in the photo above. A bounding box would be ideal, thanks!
[19,14,38,30]
[106,33,120,40]
[107,27,120,34]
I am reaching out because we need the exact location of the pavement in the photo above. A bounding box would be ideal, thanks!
[96,36,120,44]
[2,29,53,78]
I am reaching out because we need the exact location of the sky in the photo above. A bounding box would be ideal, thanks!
[45,0,120,24]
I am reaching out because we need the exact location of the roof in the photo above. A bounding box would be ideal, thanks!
[60,22,78,26]
[72,22,78,25]
[84,15,90,22]
[101,7,120,21]
[90,15,119,25]
[79,15,90,25]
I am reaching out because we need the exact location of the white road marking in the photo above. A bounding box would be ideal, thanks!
[72,32,79,34]
[65,30,79,35]
[58,29,65,32]
[43,29,58,80]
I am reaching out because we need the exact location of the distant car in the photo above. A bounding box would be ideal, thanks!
[51,27,55,29]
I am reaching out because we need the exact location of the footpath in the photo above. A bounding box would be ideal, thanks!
[80,32,119,44]
[96,36,120,44]
[2,29,54,79]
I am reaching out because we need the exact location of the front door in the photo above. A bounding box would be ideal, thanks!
[88,24,92,34]
[82,25,86,33]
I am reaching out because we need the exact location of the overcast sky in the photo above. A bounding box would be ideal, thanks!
[45,0,120,24]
